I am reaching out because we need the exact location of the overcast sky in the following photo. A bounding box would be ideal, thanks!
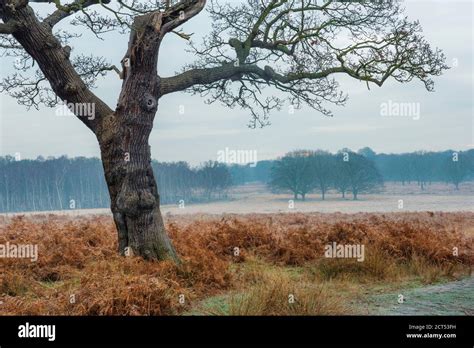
[0,0,472,165]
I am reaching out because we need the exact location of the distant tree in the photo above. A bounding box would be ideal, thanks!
[465,149,474,180]
[358,147,377,160]
[335,151,382,200]
[409,151,433,190]
[197,161,232,200]
[270,150,315,201]
[397,154,414,185]
[311,151,334,200]
[333,151,351,199]
[153,161,198,203]
[443,152,472,190]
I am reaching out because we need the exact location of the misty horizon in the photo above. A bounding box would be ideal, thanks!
[1,145,471,165]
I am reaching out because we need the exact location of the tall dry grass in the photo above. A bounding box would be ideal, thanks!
[0,212,472,315]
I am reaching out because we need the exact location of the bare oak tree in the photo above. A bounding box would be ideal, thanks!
[0,0,447,261]
[270,150,315,200]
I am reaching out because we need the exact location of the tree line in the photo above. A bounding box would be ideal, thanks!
[0,148,472,212]
[269,150,382,200]
[232,148,474,193]
[370,149,474,190]
[0,157,231,213]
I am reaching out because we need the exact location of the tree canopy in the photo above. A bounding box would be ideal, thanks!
[1,0,448,128]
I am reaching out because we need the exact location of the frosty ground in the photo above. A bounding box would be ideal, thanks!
[4,182,473,217]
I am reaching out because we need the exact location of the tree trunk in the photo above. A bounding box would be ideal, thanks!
[1,1,208,261]
[98,108,179,262]
[97,12,179,261]
[100,140,178,261]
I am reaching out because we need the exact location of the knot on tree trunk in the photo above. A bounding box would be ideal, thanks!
[64,82,79,95]
[142,93,157,111]
[116,187,156,216]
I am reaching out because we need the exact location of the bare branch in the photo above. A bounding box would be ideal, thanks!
[160,0,206,35]
[0,0,113,131]
[160,62,349,95]
[165,0,448,125]
[43,0,110,28]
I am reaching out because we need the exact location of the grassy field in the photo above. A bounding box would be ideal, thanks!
[0,211,472,315]
[3,182,472,217]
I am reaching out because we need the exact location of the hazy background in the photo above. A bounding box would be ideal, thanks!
[0,0,472,165]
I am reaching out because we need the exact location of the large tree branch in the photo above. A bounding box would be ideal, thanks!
[0,0,113,132]
[160,0,206,35]
[42,0,109,28]
[159,61,391,97]
[176,0,447,126]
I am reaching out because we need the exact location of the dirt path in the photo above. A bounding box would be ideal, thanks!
[369,277,474,315]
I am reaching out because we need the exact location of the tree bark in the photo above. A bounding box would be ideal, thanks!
[100,138,178,261]
[96,12,179,261]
